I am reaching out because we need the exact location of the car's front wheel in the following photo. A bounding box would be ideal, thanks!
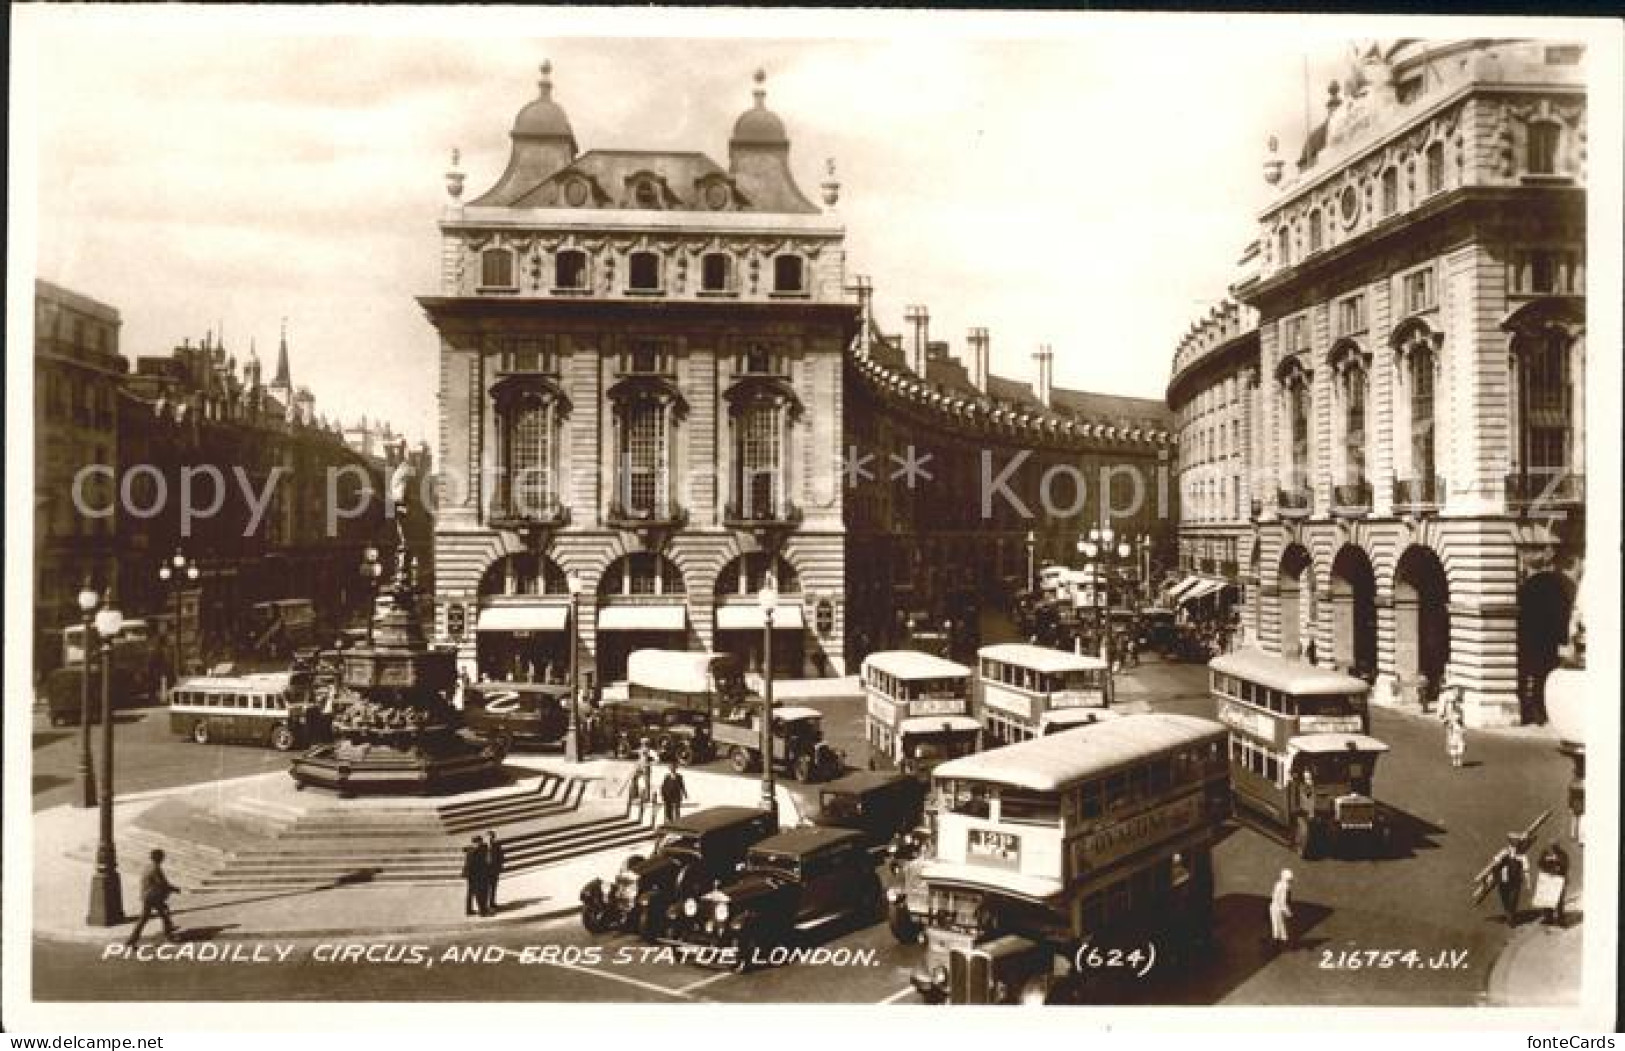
[270,723,297,752]
[728,747,753,774]
[792,754,814,782]
[581,902,610,934]
[887,899,920,944]
[638,896,667,943]
[191,720,211,745]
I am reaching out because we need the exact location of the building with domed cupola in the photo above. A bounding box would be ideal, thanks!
[425,63,1179,689]
[422,65,857,686]
[1168,38,1589,728]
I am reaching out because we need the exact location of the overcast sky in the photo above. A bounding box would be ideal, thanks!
[17,7,1537,444]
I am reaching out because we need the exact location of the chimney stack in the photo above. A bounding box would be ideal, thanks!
[849,275,874,354]
[1033,344,1054,409]
[904,304,930,378]
[967,328,990,393]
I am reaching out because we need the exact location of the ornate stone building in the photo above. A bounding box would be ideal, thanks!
[1164,292,1261,633]
[1234,39,1586,726]
[424,66,855,685]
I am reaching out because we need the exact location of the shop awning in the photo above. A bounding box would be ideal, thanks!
[597,604,687,632]
[714,604,806,631]
[1177,579,1227,605]
[1167,576,1205,601]
[476,605,569,632]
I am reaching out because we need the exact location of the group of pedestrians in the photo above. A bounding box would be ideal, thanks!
[460,831,506,917]
[626,738,689,825]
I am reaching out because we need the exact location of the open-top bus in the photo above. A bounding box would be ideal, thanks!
[977,644,1118,747]
[909,713,1230,1004]
[169,671,324,751]
[860,650,980,777]
[1209,648,1391,858]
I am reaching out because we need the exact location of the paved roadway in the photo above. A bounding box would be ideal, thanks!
[32,644,1573,1005]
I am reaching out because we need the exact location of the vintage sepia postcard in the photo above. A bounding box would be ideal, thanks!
[6,5,1620,1037]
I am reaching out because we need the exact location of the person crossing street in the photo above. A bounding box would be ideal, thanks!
[126,849,182,946]
[659,760,688,825]
[1267,868,1294,953]
[483,831,506,914]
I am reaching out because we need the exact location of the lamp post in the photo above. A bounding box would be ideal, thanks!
[87,595,126,926]
[75,581,99,809]
[1078,525,1120,666]
[157,551,199,689]
[1138,535,1153,606]
[564,569,583,763]
[1025,530,1036,592]
[758,572,779,819]
[360,547,383,645]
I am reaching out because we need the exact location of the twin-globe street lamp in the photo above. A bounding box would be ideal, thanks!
[1077,526,1133,666]
[758,571,779,819]
[87,594,126,927]
[75,582,99,809]
[157,551,200,688]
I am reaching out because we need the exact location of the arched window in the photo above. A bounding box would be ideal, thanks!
[1381,167,1399,217]
[701,253,733,293]
[1342,361,1368,485]
[554,250,588,291]
[618,399,668,516]
[1527,121,1559,175]
[481,247,516,290]
[1309,209,1324,254]
[1278,359,1312,494]
[734,401,782,519]
[1425,142,1445,195]
[627,251,662,293]
[772,255,805,294]
[603,552,685,596]
[1409,345,1437,480]
[1276,226,1292,267]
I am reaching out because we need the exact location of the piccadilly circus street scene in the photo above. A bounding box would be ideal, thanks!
[5,6,1620,1036]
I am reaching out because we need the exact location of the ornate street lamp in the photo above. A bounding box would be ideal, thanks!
[758,571,779,819]
[86,595,126,926]
[360,547,383,646]
[75,581,99,809]
[564,569,584,762]
[1025,530,1037,592]
[157,551,199,688]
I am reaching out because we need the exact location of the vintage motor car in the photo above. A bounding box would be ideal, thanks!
[668,826,884,971]
[589,696,714,765]
[578,806,778,940]
[814,771,928,853]
[711,697,842,782]
[459,682,571,751]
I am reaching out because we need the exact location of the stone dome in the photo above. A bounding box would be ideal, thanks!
[731,70,788,146]
[513,61,575,141]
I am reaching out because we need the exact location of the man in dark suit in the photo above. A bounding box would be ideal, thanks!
[483,831,506,914]
[127,849,181,946]
[462,836,490,917]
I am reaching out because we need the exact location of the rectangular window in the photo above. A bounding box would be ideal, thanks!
[1527,123,1559,175]
[1425,143,1445,195]
[1403,268,1435,314]
[481,249,516,290]
[1411,352,1436,479]
[1336,295,1367,337]
[1345,372,1367,483]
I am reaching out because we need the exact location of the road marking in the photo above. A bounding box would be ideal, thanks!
[546,959,694,1000]
[877,985,916,1005]
[674,970,736,995]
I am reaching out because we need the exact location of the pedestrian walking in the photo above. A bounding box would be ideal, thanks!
[1490,834,1530,926]
[628,737,657,812]
[1534,841,1570,926]
[1445,715,1466,769]
[126,849,181,946]
[660,761,688,825]
[483,831,505,913]
[462,835,490,917]
[1266,868,1294,952]
[1303,637,1318,666]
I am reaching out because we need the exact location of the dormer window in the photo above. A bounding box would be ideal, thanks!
[554,249,588,292]
[634,181,662,210]
[701,253,735,294]
[627,251,662,294]
[480,247,517,291]
[1527,121,1559,175]
[563,179,592,208]
[772,255,806,295]
[702,182,732,211]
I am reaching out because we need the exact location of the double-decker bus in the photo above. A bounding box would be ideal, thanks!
[860,651,980,776]
[976,644,1117,747]
[169,672,325,751]
[909,713,1230,1004]
[1209,648,1391,858]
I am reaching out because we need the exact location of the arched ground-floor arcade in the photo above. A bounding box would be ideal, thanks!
[1248,515,1583,728]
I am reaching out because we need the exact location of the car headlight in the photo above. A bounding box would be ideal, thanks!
[713,901,730,923]
[682,898,698,918]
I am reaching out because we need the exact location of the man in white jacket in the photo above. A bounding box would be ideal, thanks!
[1268,868,1294,952]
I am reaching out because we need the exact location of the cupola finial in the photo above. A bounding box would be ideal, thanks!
[539,60,554,98]
[753,68,767,107]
